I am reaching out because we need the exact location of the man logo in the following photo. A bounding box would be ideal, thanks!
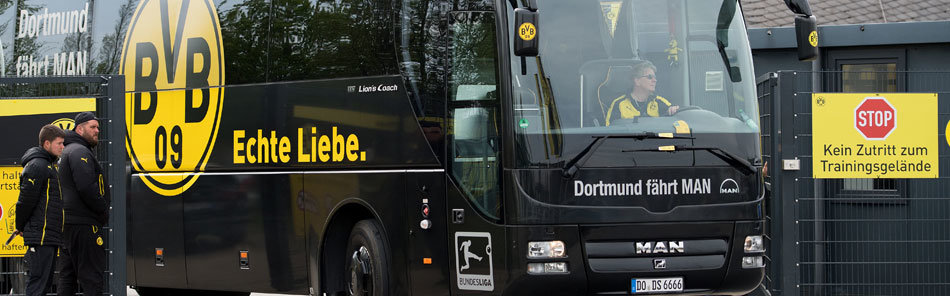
[653,259,667,270]
[635,241,685,254]
[720,178,740,194]
[51,118,76,131]
[120,0,225,196]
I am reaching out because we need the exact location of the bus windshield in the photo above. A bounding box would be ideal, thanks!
[508,0,758,167]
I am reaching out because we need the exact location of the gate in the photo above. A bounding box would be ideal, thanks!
[0,76,126,296]
[759,71,950,296]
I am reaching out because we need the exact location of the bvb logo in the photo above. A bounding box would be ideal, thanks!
[518,23,536,41]
[120,0,225,196]
[51,118,76,131]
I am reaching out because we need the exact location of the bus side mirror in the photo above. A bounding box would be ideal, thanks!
[784,0,813,16]
[795,15,818,61]
[513,8,538,57]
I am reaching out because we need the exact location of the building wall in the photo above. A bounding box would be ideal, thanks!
[751,48,810,78]
[752,44,950,75]
[748,22,950,77]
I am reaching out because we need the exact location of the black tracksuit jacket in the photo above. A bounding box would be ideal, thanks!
[16,147,64,246]
[59,131,109,226]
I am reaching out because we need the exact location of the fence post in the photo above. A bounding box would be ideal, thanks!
[774,71,801,296]
[105,76,127,296]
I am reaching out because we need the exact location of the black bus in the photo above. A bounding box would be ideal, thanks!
[1,0,815,294]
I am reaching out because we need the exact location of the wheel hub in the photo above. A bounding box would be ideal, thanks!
[348,246,373,296]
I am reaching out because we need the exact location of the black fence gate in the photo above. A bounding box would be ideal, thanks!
[0,76,126,296]
[759,71,950,296]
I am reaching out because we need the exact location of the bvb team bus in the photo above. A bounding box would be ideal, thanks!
[3,0,816,294]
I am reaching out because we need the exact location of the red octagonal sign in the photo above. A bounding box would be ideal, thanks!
[854,97,896,140]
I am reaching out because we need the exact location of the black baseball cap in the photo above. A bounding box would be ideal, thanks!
[73,112,98,129]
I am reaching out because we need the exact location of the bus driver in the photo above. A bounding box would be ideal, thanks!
[605,61,680,126]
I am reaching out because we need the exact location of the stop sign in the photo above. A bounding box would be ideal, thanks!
[854,97,896,140]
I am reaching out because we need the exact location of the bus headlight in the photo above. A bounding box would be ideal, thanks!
[742,256,765,268]
[744,235,764,253]
[527,241,566,259]
[527,262,569,275]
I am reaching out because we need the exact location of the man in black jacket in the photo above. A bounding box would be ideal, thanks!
[57,112,110,296]
[15,124,66,296]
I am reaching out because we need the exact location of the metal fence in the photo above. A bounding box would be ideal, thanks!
[760,71,950,296]
[0,76,126,296]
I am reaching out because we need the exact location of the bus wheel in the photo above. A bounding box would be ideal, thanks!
[345,220,390,296]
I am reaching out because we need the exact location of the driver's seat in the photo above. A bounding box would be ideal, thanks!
[579,60,646,126]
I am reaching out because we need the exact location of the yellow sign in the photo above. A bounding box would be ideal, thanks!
[0,167,27,257]
[120,0,226,196]
[518,23,536,41]
[808,31,818,47]
[813,93,938,178]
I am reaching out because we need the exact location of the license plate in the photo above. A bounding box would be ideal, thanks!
[631,277,684,294]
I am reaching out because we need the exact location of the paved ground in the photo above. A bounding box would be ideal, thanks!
[125,287,298,296]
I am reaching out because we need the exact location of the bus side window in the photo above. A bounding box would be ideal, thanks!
[447,11,502,221]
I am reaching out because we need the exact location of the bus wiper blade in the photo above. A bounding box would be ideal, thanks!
[562,135,609,178]
[622,145,756,175]
[562,133,693,178]
[612,132,694,140]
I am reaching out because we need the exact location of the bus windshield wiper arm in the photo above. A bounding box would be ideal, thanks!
[562,133,694,178]
[622,145,756,175]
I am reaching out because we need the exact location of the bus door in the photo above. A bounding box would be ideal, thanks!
[444,10,508,295]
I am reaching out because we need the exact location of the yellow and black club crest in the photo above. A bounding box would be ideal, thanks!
[51,118,76,131]
[120,0,225,196]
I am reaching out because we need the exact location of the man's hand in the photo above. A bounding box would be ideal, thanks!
[668,105,681,115]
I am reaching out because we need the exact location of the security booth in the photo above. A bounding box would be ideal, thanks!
[757,69,950,296]
[0,76,126,296]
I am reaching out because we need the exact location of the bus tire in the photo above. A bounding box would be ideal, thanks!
[344,219,391,296]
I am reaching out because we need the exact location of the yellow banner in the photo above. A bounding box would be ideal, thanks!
[0,98,95,117]
[0,167,27,257]
[813,93,938,178]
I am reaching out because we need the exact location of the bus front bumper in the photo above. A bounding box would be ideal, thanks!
[503,220,765,295]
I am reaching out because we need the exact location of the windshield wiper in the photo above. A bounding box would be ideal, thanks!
[622,145,756,175]
[535,56,563,159]
[561,133,694,178]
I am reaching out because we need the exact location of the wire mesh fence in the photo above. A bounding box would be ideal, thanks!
[0,79,105,100]
[0,258,26,294]
[756,72,779,294]
[761,71,950,296]
[0,76,126,296]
